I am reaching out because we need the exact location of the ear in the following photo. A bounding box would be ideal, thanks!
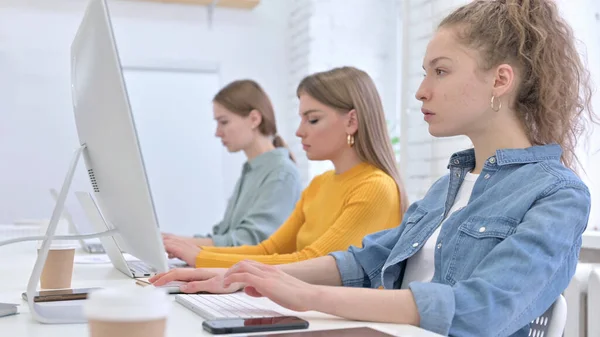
[345,109,359,135]
[248,109,263,129]
[492,63,516,98]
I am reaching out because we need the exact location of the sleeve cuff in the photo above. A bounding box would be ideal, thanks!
[210,234,232,247]
[329,251,368,287]
[408,281,455,335]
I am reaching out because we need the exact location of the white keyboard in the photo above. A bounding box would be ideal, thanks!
[175,293,283,320]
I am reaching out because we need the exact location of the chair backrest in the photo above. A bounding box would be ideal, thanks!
[529,294,567,337]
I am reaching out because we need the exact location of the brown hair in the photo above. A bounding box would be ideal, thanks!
[439,0,596,172]
[213,80,295,162]
[297,66,409,213]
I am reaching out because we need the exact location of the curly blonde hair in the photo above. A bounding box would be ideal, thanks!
[439,0,596,171]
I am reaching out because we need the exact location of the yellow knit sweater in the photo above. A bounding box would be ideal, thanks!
[195,162,402,268]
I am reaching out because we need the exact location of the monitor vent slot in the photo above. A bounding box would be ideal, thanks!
[88,169,100,193]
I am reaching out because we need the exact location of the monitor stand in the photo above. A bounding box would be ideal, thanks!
[25,144,117,324]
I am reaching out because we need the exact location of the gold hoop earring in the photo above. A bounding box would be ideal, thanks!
[490,95,502,112]
[347,134,355,147]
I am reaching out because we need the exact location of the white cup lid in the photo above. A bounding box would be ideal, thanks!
[84,286,171,321]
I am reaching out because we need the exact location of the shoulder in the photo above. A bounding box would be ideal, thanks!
[492,161,591,203]
[345,166,399,202]
[527,161,589,196]
[263,155,301,183]
[355,165,397,188]
[514,162,591,233]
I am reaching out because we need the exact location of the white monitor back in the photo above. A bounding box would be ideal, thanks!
[70,0,167,272]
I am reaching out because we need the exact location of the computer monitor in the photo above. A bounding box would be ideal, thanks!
[70,0,168,273]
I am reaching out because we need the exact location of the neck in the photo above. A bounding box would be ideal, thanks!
[331,147,363,175]
[468,116,532,174]
[244,136,276,161]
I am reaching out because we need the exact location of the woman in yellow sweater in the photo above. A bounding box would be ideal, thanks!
[162,66,409,268]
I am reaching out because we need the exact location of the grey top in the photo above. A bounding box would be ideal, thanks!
[196,147,302,247]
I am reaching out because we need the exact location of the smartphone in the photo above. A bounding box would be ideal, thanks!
[21,287,101,303]
[202,316,309,334]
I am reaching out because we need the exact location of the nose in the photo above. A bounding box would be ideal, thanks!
[415,78,430,102]
[295,123,305,139]
[215,127,223,138]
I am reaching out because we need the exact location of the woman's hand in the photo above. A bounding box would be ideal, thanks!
[162,233,206,246]
[163,235,201,266]
[223,260,318,312]
[149,268,243,294]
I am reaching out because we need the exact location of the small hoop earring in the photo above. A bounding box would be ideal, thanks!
[490,95,502,112]
[347,134,355,147]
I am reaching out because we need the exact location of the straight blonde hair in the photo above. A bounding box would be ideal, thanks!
[297,66,409,213]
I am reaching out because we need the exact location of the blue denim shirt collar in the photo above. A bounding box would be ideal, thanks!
[447,143,563,169]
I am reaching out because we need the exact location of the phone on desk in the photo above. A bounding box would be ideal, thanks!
[202,316,309,335]
[21,287,101,303]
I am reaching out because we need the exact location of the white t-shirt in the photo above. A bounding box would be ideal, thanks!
[400,172,479,289]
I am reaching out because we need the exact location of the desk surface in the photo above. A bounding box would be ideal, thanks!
[0,243,442,337]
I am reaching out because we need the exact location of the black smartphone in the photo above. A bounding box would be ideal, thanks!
[21,287,101,303]
[202,316,309,334]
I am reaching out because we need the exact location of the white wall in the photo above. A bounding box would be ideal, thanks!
[400,0,471,204]
[122,69,223,236]
[0,0,291,236]
[557,0,600,231]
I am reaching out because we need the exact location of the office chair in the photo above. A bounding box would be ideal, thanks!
[529,294,567,337]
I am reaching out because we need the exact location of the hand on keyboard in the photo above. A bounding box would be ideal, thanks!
[162,236,201,266]
[223,260,315,312]
[149,268,243,294]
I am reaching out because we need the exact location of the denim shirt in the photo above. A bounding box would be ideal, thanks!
[330,144,591,337]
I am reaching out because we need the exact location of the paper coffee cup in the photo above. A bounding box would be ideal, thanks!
[35,219,79,289]
[38,248,75,289]
[84,286,171,337]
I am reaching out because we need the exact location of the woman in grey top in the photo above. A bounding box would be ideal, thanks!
[163,80,302,249]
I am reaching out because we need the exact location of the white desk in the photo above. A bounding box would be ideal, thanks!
[0,245,442,337]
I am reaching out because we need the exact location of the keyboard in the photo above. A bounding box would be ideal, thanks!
[175,293,283,320]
